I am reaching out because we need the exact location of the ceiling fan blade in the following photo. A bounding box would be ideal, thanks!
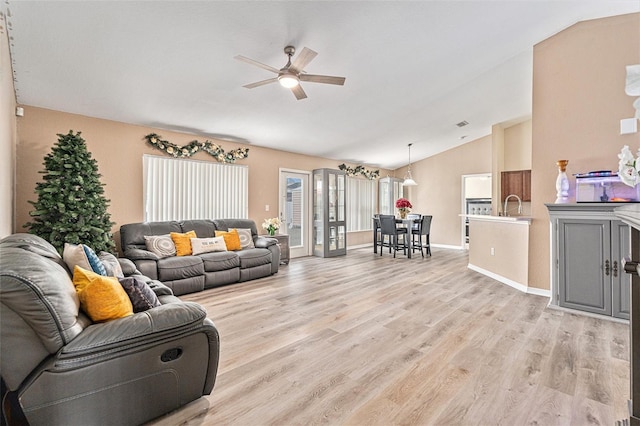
[291,85,307,100]
[299,74,346,85]
[289,47,317,73]
[234,55,279,74]
[243,77,278,89]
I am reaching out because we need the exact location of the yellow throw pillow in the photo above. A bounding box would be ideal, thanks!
[170,230,197,256]
[215,229,242,251]
[73,266,133,322]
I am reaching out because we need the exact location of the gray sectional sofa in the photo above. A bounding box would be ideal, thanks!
[0,233,219,425]
[120,219,280,296]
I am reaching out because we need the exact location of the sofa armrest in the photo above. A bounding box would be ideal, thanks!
[123,248,158,261]
[56,302,213,366]
[254,236,277,248]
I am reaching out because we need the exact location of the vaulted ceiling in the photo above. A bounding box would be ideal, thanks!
[3,1,638,169]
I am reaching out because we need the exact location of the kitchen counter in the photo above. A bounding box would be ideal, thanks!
[461,214,532,224]
[464,214,540,296]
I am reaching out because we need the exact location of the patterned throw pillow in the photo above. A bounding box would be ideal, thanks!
[72,266,133,322]
[63,243,107,276]
[232,228,255,249]
[170,230,197,256]
[83,245,107,275]
[191,236,227,255]
[144,234,176,258]
[118,276,161,313]
[214,229,242,251]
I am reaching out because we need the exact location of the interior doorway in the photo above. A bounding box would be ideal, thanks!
[461,173,492,248]
[279,169,311,258]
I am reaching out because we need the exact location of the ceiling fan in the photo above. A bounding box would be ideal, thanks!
[234,46,346,100]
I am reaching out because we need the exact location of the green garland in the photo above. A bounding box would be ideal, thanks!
[145,133,249,163]
[338,163,380,180]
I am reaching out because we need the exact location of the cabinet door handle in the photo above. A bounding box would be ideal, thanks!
[613,260,618,278]
[605,259,610,276]
[623,257,640,276]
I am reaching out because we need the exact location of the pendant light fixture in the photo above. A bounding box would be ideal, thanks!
[403,143,417,186]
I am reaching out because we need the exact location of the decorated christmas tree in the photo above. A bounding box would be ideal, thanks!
[26,130,115,254]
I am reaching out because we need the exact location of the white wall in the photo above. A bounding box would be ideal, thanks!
[0,13,16,237]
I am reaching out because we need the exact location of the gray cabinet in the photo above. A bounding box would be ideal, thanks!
[267,234,290,264]
[313,168,346,257]
[548,203,630,319]
[612,220,631,318]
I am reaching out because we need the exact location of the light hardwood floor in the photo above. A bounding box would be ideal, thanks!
[169,247,630,425]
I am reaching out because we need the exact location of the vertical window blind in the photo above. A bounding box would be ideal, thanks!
[143,155,248,222]
[346,176,376,232]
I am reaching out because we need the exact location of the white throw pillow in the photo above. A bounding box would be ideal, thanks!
[63,243,92,273]
[191,236,227,255]
[232,228,255,249]
[63,243,107,276]
[144,234,176,258]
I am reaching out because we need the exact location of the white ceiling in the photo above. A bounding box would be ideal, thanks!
[3,1,639,169]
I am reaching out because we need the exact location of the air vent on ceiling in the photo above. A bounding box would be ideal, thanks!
[456,120,469,128]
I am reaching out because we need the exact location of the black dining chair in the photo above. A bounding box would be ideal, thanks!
[379,215,408,258]
[373,215,384,252]
[412,215,432,257]
[376,214,393,252]
[407,213,421,232]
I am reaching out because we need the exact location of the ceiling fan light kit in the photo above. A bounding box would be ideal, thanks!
[236,45,345,100]
[278,72,299,88]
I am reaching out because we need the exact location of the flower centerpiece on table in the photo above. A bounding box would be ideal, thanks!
[618,145,640,187]
[395,198,412,219]
[262,217,281,236]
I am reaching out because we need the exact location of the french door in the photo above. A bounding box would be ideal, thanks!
[279,169,311,258]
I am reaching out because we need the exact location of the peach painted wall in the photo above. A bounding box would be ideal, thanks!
[12,13,638,270]
[15,106,391,252]
[504,120,532,171]
[530,13,640,291]
[15,103,490,252]
[503,119,533,216]
[0,18,16,238]
[398,134,493,248]
[468,219,529,286]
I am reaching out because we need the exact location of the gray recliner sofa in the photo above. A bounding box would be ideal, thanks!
[0,233,219,426]
[120,219,280,296]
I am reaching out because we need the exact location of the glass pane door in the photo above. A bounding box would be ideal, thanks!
[280,169,311,258]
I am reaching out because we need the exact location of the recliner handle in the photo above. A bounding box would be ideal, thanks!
[161,347,183,362]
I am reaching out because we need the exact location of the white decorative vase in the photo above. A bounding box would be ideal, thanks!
[555,160,569,203]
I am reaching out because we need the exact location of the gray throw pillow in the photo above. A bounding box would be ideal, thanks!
[99,251,124,278]
[118,276,161,313]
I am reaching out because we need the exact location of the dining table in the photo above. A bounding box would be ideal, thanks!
[372,217,420,258]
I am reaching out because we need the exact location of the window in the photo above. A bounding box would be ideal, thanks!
[346,177,376,232]
[143,155,248,221]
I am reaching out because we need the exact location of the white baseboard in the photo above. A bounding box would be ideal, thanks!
[347,243,372,250]
[526,286,552,298]
[467,263,551,298]
[347,243,466,250]
[431,243,464,250]
[349,243,464,251]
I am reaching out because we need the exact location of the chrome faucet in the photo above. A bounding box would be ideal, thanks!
[503,194,522,216]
